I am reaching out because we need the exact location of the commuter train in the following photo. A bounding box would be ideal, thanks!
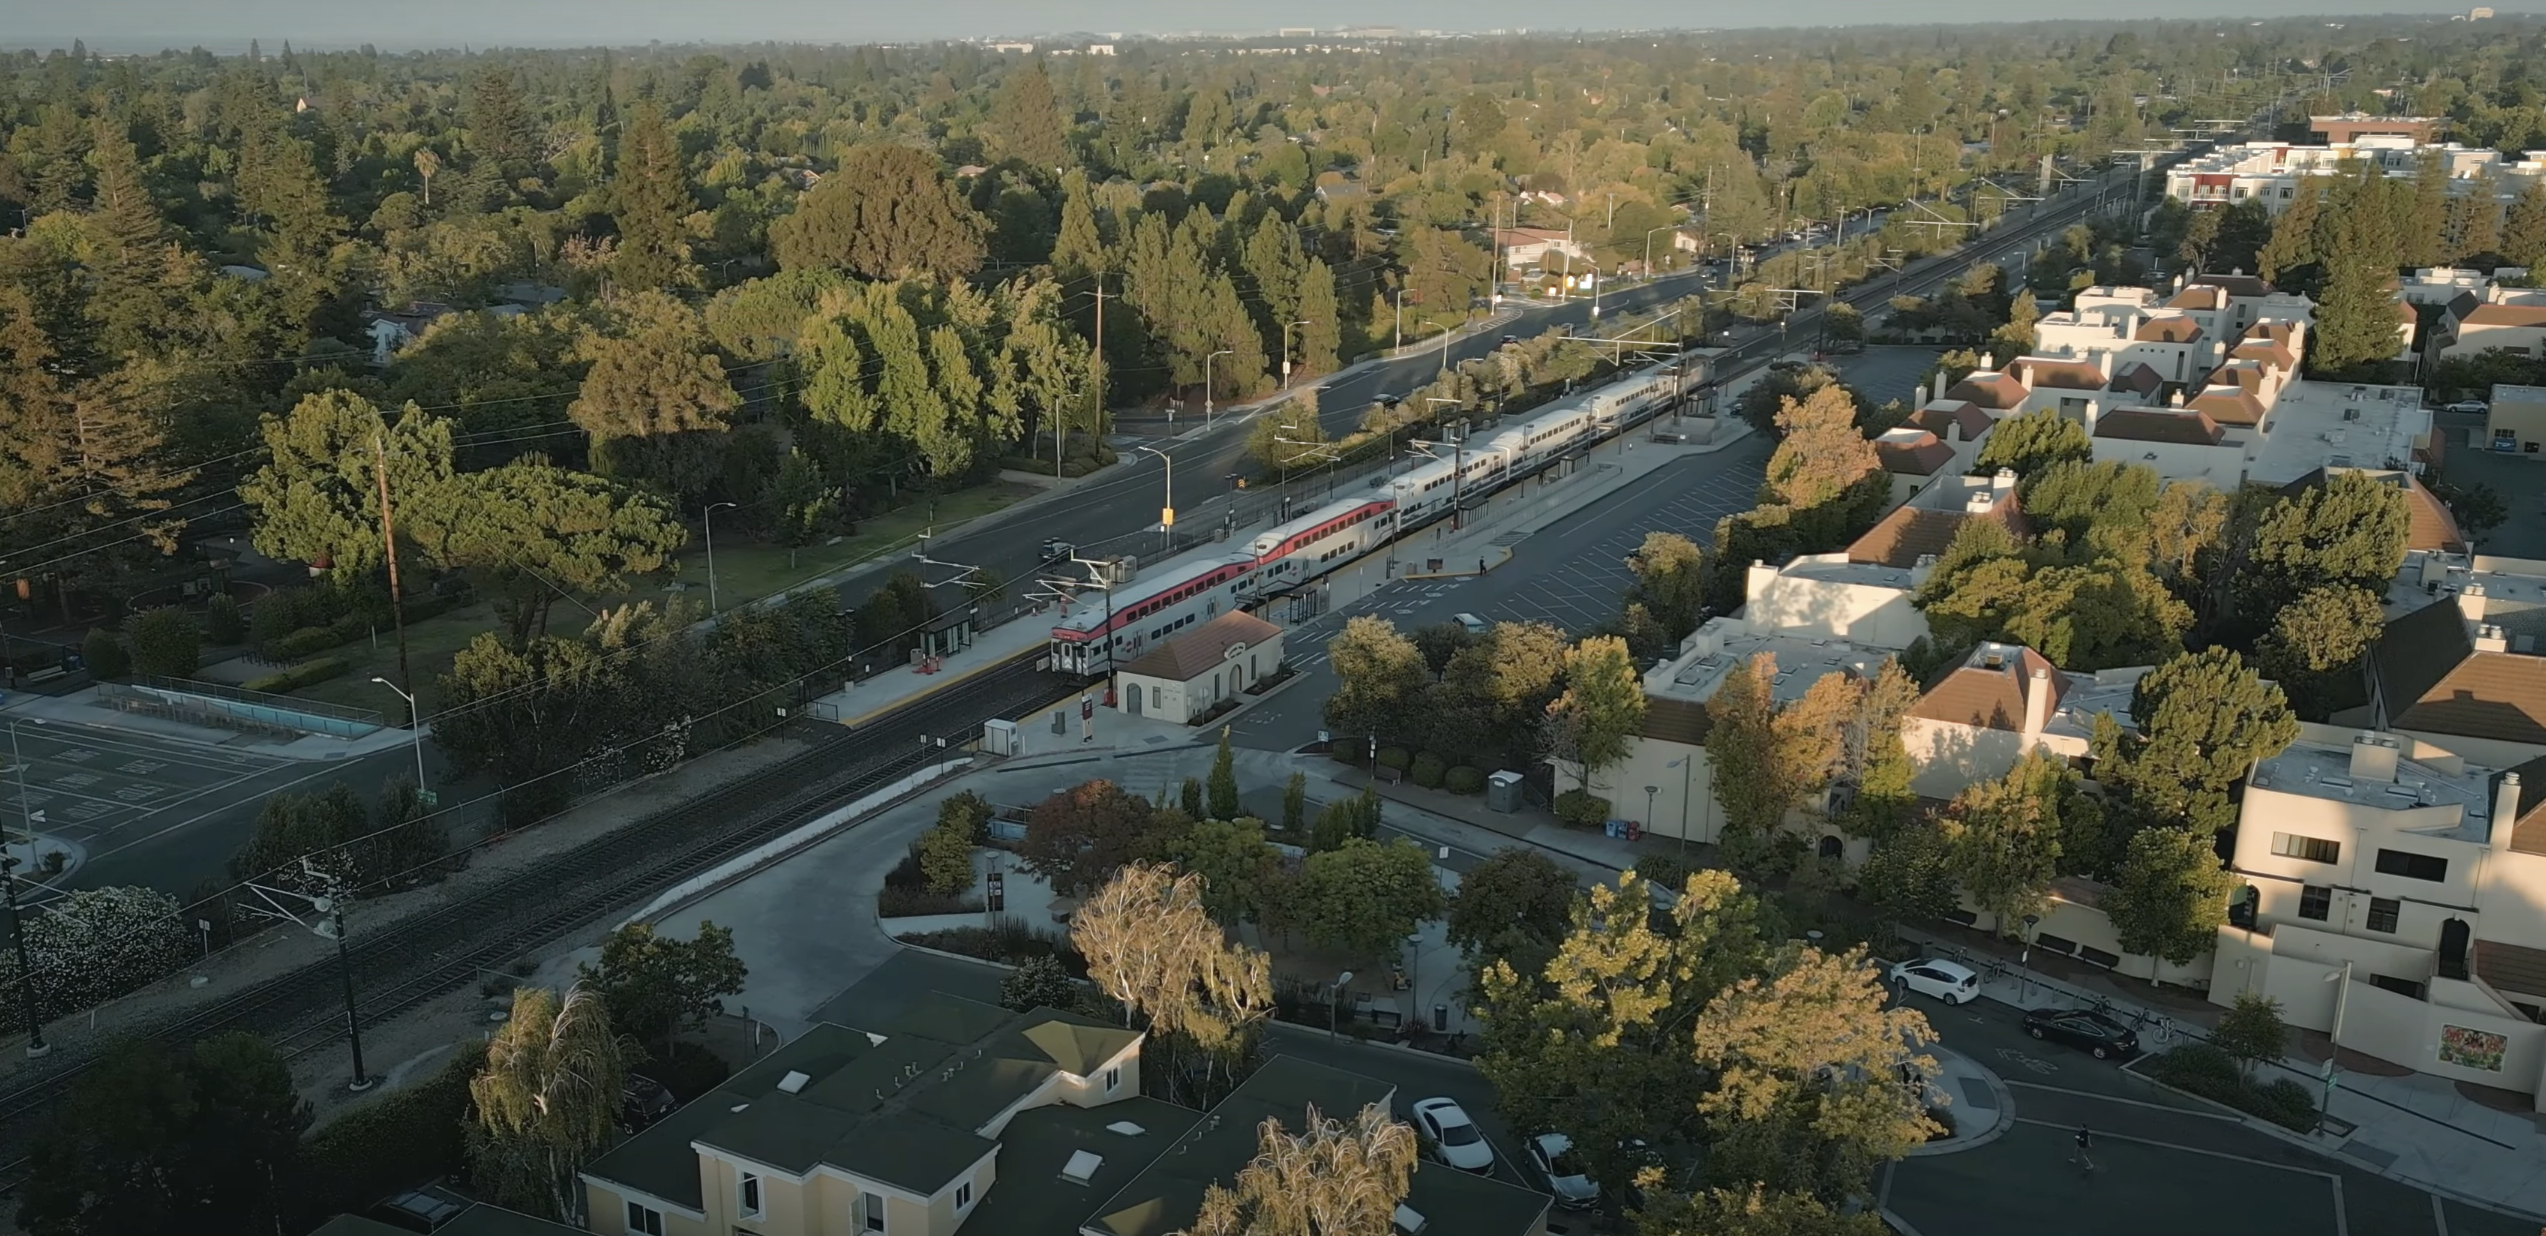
[1046,354,1701,675]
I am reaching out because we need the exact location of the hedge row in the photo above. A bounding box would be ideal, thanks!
[2141,1043,2319,1132]
[289,1049,477,1231]
[244,658,350,694]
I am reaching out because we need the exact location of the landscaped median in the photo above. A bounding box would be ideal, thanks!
[2127,1041,2323,1132]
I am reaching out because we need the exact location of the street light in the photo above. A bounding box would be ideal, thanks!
[6,717,45,872]
[1329,970,1356,1040]
[369,678,430,802]
[1136,446,1174,552]
[1393,290,1410,352]
[1,856,45,1056]
[1643,224,1682,283]
[1202,349,1233,428]
[1281,320,1313,387]
[1665,756,1696,854]
[703,501,738,615]
[1644,785,1659,835]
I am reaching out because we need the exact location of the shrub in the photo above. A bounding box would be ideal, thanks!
[125,607,202,678]
[880,840,982,916]
[902,919,1084,973]
[249,586,317,649]
[1633,854,1693,891]
[242,657,349,694]
[1443,766,1486,795]
[2142,1043,2317,1131]
[288,1049,478,1232]
[1409,752,1448,789]
[204,594,247,645]
[0,885,190,1018]
[2252,1078,2320,1132]
[1375,746,1412,771]
[79,628,130,681]
[1552,789,1611,829]
[1000,954,1084,1012]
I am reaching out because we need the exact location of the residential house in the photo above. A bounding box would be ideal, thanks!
[576,994,1550,1236]
[1900,641,2145,800]
[2162,275,2314,342]
[1872,427,1958,504]
[1844,470,2026,569]
[2091,406,2250,490]
[1904,399,1996,462]
[1942,370,2031,417]
[2349,578,2546,767]
[2216,729,2546,1107]
[2427,286,2546,363]
[2005,354,2119,427]
[1112,611,1284,724]
[1491,227,1586,271]
[2038,290,2223,388]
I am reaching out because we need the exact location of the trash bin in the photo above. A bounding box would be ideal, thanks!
[1485,770,1524,814]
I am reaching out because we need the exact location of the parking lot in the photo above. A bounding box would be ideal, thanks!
[0,718,343,896]
[2436,425,2546,559]
[1828,345,1947,409]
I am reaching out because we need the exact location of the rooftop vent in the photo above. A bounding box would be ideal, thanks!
[777,1071,811,1095]
[1062,1151,1104,1184]
[1106,1122,1147,1136]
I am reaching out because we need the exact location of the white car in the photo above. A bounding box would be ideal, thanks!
[2444,400,2490,415]
[1452,612,1491,635]
[1524,1132,1599,1209]
[1888,958,1981,1005]
[1412,1097,1495,1174]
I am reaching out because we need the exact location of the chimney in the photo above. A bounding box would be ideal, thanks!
[2170,389,2185,408]
[1991,467,2019,493]
[1966,491,1999,515]
[2348,732,2401,784]
[2497,771,2528,852]
[2024,665,2054,736]
[2458,581,2488,623]
[2475,623,2512,653]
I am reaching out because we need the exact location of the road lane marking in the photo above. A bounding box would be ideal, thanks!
[2011,1117,2342,1180]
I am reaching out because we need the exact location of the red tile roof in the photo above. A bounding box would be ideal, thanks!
[1909,646,2065,731]
[1875,433,1956,476]
[2187,387,2268,427]
[1946,371,2031,411]
[2134,316,2204,344]
[1115,611,1284,683]
[1908,401,1994,443]
[2011,357,2107,391]
[2462,303,2546,328]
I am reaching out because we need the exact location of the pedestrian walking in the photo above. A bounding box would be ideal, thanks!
[2070,1124,2096,1173]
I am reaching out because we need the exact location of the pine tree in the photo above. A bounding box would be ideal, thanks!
[770,145,988,279]
[2307,200,2405,376]
[609,103,699,290]
[1297,259,1342,377]
[2403,149,2450,269]
[990,60,1069,170]
[2254,181,2323,288]
[83,116,171,359]
[241,130,347,335]
[1051,171,1107,280]
[2502,180,2546,272]
[465,67,539,174]
[2448,180,2502,261]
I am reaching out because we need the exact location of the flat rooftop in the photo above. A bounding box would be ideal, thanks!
[1775,552,1925,590]
[1648,619,1888,706]
[2247,379,2429,486]
[2249,743,2495,843]
[2388,552,2546,646]
[2039,670,2147,744]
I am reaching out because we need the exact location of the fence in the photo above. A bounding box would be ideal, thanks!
[99,676,385,739]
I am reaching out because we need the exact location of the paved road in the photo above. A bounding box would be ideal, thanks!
[1890,994,2533,1236]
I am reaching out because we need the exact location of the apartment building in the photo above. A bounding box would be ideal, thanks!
[577,994,1546,1236]
[1872,427,1959,504]
[2090,407,2250,490]
[2164,135,2519,214]
[2353,569,2546,767]
[2427,286,2546,362]
[1898,642,2143,800]
[2219,729,2546,1107]
[2035,289,2223,388]
[1844,470,2026,569]
[1740,554,1930,650]
[2484,383,2546,457]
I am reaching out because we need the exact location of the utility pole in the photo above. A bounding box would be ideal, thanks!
[370,431,414,729]
[2,857,45,1057]
[1088,271,1109,471]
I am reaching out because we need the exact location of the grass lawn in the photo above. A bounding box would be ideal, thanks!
[272,481,1038,711]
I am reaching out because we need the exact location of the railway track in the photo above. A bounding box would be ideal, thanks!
[0,655,1070,1170]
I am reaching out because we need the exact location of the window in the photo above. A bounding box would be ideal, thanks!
[2272,833,2341,865]
[862,1191,886,1232]
[739,1174,763,1219]
[626,1202,665,1236]
[956,1182,974,1210]
[2298,885,2332,921]
[2374,849,2449,883]
[2366,897,2402,933]
[1105,1065,1121,1093]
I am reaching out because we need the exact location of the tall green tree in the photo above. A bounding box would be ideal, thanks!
[1761,384,1886,549]
[2503,180,2546,272]
[610,103,700,290]
[1704,652,1854,867]
[1445,848,1580,985]
[445,459,687,644]
[1543,635,1647,794]
[578,921,749,1053]
[240,390,461,577]
[771,144,988,279]
[19,1034,311,1236]
[989,61,1070,169]
[1942,751,2069,934]
[1295,837,1447,957]
[2239,470,2410,619]
[569,292,739,500]
[1971,409,2091,479]
[2255,181,2323,288]
[2090,647,2298,836]
[1325,616,1430,744]
[2256,585,2385,717]
[2102,825,2241,969]
[1297,259,1343,376]
[1207,726,1243,820]
[1624,531,1709,646]
[2310,203,2407,375]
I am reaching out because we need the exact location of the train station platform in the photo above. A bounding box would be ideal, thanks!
[805,610,1063,730]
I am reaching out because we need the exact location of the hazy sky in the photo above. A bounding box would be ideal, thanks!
[4,0,2501,53]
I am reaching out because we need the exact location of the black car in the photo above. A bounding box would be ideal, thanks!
[2022,1006,2140,1059]
[621,1074,679,1130]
